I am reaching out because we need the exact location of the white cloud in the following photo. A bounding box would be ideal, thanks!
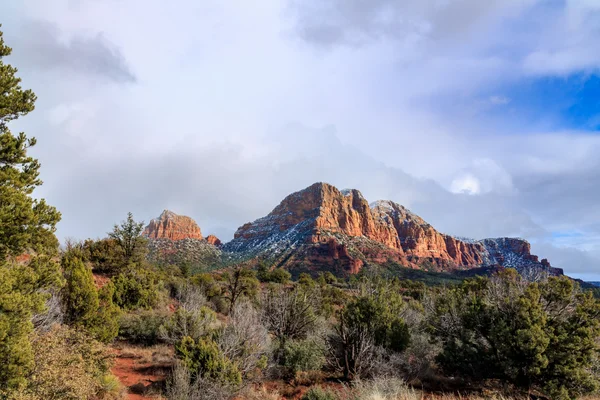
[489,95,511,105]
[2,0,600,278]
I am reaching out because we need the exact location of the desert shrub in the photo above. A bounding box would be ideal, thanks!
[221,266,260,314]
[97,373,126,400]
[119,309,170,344]
[218,301,270,377]
[86,281,121,343]
[191,272,222,299]
[319,272,337,285]
[258,264,292,284]
[62,252,99,325]
[81,238,125,274]
[301,387,338,400]
[11,325,116,400]
[62,252,120,343]
[428,270,600,400]
[298,273,316,288]
[328,288,410,380]
[166,361,235,400]
[283,337,326,376]
[0,257,63,390]
[240,385,281,400]
[319,285,348,317]
[269,268,292,284]
[159,306,217,344]
[112,268,163,310]
[351,377,419,400]
[262,285,320,362]
[175,336,242,386]
[393,331,439,381]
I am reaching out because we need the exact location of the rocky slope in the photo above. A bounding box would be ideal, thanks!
[224,182,562,276]
[143,210,222,271]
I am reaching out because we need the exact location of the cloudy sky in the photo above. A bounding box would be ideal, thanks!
[2,0,600,279]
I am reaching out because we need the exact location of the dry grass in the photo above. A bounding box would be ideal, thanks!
[347,379,531,400]
[240,385,282,400]
[113,343,174,365]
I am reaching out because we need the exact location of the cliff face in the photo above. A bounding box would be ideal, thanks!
[143,210,203,241]
[143,210,223,271]
[225,182,560,276]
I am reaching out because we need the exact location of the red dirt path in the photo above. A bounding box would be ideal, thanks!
[111,346,173,400]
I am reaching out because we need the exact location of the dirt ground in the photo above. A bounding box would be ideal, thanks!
[111,343,174,400]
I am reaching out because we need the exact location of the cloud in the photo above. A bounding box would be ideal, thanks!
[449,159,514,195]
[288,0,535,48]
[490,95,511,105]
[10,19,136,83]
[2,0,600,279]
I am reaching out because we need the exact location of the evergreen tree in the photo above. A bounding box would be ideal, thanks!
[108,212,147,267]
[62,253,99,326]
[0,29,61,259]
[0,26,62,390]
[87,281,121,343]
[429,270,600,399]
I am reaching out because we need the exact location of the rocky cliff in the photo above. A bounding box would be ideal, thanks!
[143,210,203,241]
[224,182,561,276]
[143,210,223,271]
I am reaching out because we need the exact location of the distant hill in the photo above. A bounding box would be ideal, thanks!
[144,182,565,278]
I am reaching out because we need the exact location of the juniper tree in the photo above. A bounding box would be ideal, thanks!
[0,26,62,389]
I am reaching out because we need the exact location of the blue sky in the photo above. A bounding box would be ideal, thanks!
[1,0,600,279]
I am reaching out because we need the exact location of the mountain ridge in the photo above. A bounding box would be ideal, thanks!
[144,182,563,277]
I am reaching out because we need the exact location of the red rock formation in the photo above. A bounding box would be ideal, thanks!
[231,183,495,272]
[227,182,557,276]
[206,235,222,247]
[371,200,488,267]
[143,210,203,241]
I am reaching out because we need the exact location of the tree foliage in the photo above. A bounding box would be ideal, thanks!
[8,325,117,400]
[108,212,147,267]
[221,266,259,315]
[0,30,60,260]
[61,252,120,343]
[176,336,242,386]
[0,27,64,390]
[327,283,410,380]
[428,270,600,399]
[112,268,163,310]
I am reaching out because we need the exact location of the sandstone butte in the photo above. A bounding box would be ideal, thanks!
[228,182,562,275]
[143,210,204,241]
[205,235,222,247]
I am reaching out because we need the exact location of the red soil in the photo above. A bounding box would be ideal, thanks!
[111,346,173,400]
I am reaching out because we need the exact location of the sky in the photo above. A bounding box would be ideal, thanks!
[2,0,600,280]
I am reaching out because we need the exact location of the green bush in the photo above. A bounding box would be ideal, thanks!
[429,270,600,399]
[62,253,120,343]
[301,387,338,400]
[159,306,217,344]
[86,281,121,343]
[175,336,242,386]
[191,273,222,299]
[112,269,163,310]
[62,253,99,326]
[269,268,292,284]
[283,338,326,375]
[118,310,169,344]
[298,273,316,288]
[257,263,291,284]
[81,238,125,274]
